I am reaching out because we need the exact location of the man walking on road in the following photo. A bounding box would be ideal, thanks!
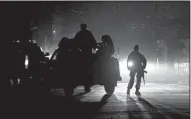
[127,45,147,95]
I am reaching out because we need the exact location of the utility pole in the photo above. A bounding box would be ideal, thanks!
[44,31,47,52]
[152,1,158,67]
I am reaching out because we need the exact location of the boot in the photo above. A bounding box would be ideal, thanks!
[127,88,130,95]
[135,89,141,96]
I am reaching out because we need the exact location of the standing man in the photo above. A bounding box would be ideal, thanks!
[74,23,97,92]
[127,45,147,95]
[74,23,97,54]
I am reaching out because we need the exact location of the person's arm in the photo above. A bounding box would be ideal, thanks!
[89,31,97,48]
[141,54,147,69]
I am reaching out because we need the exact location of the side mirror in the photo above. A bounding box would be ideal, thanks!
[45,52,50,56]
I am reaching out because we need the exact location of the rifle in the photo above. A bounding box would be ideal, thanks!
[141,70,147,85]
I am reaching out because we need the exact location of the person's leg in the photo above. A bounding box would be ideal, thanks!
[83,49,93,92]
[127,71,135,95]
[135,72,142,95]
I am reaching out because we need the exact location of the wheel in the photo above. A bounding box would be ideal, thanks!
[84,85,91,92]
[83,74,92,92]
[104,84,115,95]
[64,87,74,97]
[84,82,91,92]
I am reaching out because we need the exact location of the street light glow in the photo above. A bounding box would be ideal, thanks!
[25,55,29,69]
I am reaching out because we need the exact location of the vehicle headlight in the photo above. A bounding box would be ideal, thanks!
[127,61,133,67]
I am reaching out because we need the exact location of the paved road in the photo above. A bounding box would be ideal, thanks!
[4,82,189,119]
[49,82,189,119]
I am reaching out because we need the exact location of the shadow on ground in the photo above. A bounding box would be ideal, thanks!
[133,95,189,119]
[3,93,111,119]
[2,92,189,119]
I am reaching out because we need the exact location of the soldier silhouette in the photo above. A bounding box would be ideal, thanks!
[127,45,147,95]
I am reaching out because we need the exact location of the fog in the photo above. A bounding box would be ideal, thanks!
[34,2,189,86]
[2,2,189,86]
[119,59,189,85]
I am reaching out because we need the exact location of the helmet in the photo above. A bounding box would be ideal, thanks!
[134,45,139,51]
[102,35,111,42]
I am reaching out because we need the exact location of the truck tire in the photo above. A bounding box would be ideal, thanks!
[64,87,74,97]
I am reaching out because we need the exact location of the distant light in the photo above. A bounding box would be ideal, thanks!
[25,55,29,69]
[10,79,14,86]
[16,40,20,43]
[146,16,151,19]
[17,78,20,84]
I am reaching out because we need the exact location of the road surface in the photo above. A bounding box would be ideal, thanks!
[4,82,189,119]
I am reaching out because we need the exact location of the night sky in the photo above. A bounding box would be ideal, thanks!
[50,2,156,59]
[47,1,189,60]
[2,1,189,60]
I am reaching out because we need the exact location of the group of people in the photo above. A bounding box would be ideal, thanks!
[56,23,147,96]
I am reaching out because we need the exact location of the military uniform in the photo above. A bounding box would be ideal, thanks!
[127,47,147,95]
